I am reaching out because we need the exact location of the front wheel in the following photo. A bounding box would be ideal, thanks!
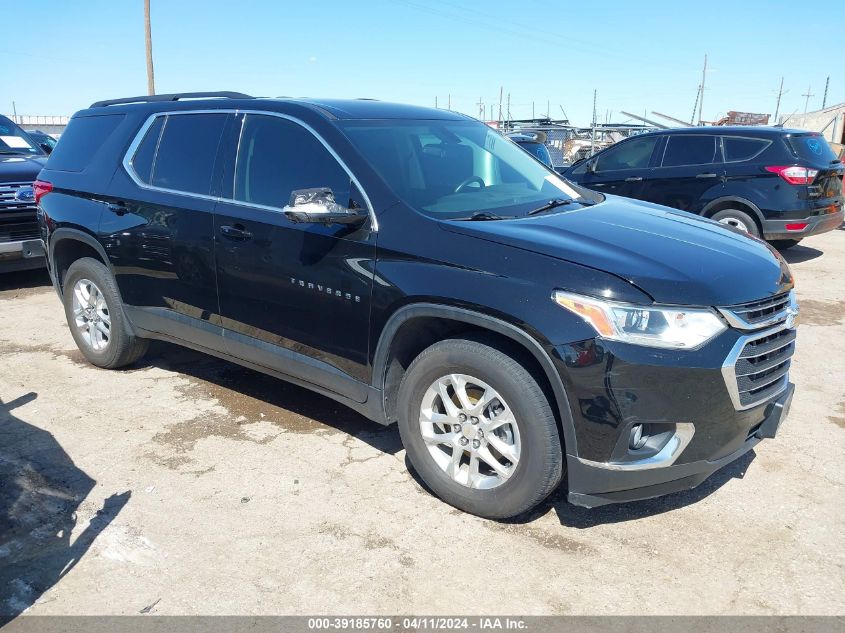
[397,337,563,519]
[63,257,148,368]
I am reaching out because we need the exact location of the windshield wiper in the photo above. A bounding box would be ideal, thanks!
[527,198,595,216]
[454,211,510,221]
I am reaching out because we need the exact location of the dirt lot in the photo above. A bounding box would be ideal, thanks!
[1,229,844,617]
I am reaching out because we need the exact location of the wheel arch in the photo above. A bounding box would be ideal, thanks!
[372,303,578,456]
[701,196,765,227]
[49,229,111,296]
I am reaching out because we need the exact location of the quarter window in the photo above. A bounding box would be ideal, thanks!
[594,136,658,172]
[723,137,770,162]
[148,113,228,195]
[233,114,351,209]
[130,116,164,184]
[662,135,718,167]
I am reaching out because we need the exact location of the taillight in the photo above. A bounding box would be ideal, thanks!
[765,165,818,185]
[33,179,53,204]
[785,223,809,231]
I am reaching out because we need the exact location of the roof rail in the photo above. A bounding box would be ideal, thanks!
[90,91,254,108]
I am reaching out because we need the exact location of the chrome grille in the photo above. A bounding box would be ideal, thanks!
[0,182,37,211]
[0,182,38,244]
[721,295,797,410]
[718,292,794,330]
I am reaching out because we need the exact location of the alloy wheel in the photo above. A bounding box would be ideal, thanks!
[419,373,521,489]
[71,278,111,351]
[718,216,749,232]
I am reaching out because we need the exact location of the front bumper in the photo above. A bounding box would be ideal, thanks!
[566,383,793,507]
[761,207,843,240]
[0,239,45,273]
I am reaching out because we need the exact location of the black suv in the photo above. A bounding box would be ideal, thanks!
[562,126,844,249]
[37,93,798,518]
[1,115,48,272]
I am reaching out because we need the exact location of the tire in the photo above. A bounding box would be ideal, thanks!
[769,239,802,251]
[710,209,760,238]
[397,337,563,519]
[62,257,148,368]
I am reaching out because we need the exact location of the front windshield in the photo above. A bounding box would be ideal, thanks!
[0,118,41,155]
[340,119,580,218]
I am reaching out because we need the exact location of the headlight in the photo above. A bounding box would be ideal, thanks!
[552,290,727,349]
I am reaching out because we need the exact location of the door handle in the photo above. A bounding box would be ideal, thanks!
[220,224,252,240]
[696,173,718,179]
[624,177,642,182]
[106,202,128,216]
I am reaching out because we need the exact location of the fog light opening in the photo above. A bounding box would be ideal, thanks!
[629,424,648,450]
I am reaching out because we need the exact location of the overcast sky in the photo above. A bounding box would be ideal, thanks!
[3,0,840,125]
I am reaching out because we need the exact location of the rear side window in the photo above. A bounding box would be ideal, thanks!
[233,114,351,209]
[46,114,125,172]
[129,116,164,184]
[723,137,770,162]
[662,135,717,167]
[149,113,228,195]
[787,134,839,164]
[594,136,658,172]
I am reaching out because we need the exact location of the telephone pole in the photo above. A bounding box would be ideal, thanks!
[698,54,707,125]
[477,96,483,119]
[506,93,511,125]
[497,86,503,125]
[822,76,830,109]
[802,85,814,113]
[773,76,785,123]
[144,0,155,95]
[590,89,597,156]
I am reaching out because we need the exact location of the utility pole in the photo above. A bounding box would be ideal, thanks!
[802,85,814,113]
[822,76,829,109]
[497,86,503,125]
[435,96,438,108]
[506,93,511,126]
[144,0,155,95]
[698,54,707,125]
[773,76,785,124]
[11,101,17,124]
[590,89,597,156]
[546,100,549,119]
[447,94,451,111]
[477,96,483,119]
[532,101,534,119]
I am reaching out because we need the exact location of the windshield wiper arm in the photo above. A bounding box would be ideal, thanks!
[455,211,509,221]
[527,198,597,216]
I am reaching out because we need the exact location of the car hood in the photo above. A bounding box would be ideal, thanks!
[441,197,793,306]
[0,154,47,182]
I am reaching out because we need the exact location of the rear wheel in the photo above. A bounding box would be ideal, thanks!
[769,239,802,251]
[711,209,760,237]
[397,337,563,519]
[63,257,148,368]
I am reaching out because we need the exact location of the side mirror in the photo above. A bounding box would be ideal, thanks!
[282,187,367,226]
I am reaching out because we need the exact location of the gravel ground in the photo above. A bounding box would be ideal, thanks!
[1,228,843,617]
